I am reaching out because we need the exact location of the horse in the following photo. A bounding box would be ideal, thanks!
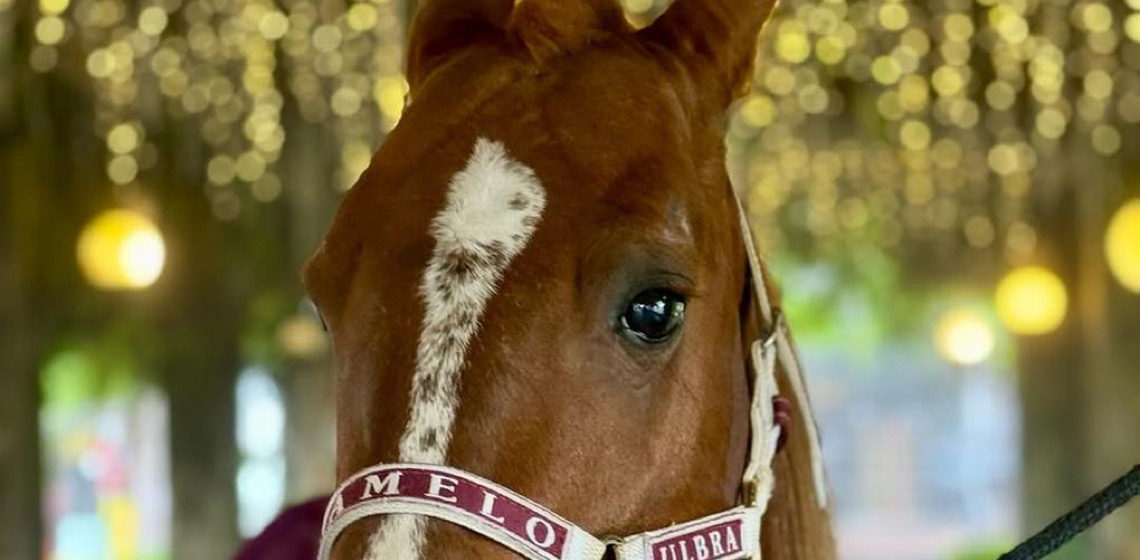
[289,0,837,559]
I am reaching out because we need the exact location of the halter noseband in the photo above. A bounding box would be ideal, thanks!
[317,194,827,560]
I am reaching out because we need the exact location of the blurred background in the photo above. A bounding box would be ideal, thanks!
[1,0,1139,559]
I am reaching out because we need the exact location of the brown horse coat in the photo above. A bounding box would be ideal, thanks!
[297,1,837,559]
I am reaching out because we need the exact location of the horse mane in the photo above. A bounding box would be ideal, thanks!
[762,376,838,560]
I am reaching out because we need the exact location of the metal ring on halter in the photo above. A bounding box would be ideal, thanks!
[758,309,785,352]
[601,534,626,556]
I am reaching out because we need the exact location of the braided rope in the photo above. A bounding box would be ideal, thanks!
[997,465,1140,560]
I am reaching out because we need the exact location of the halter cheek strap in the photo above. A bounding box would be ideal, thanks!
[317,191,826,560]
[734,199,829,510]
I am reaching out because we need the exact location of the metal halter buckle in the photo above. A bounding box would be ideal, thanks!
[601,535,627,552]
[743,479,761,507]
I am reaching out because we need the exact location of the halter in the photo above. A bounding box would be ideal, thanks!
[317,193,828,560]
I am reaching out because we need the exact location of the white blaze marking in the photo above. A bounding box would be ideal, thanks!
[364,138,547,560]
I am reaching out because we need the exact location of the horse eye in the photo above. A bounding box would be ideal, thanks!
[620,289,686,343]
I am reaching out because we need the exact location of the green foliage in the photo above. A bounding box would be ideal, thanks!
[772,244,929,350]
[41,339,138,413]
[946,536,1090,560]
[242,290,297,368]
[945,542,1011,560]
[770,241,1018,372]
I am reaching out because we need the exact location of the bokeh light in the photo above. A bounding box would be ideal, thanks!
[934,309,996,366]
[276,314,328,359]
[995,266,1068,335]
[1105,199,1140,293]
[77,209,166,291]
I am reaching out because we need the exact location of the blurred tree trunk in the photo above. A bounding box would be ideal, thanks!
[161,330,241,560]
[1065,144,1140,560]
[1019,143,1140,560]
[1080,167,1140,560]
[153,147,245,559]
[0,159,44,560]
[1016,185,1089,559]
[280,117,336,502]
[0,8,44,559]
[1098,282,1140,559]
[0,297,42,560]
[281,364,335,501]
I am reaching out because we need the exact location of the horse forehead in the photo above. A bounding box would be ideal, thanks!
[316,52,700,297]
[423,46,689,164]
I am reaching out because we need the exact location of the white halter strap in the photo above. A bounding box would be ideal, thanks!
[317,191,826,560]
[734,197,829,510]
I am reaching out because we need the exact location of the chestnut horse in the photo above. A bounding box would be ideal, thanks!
[290,0,837,559]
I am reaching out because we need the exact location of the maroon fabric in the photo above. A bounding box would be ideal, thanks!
[233,496,329,560]
[773,396,792,453]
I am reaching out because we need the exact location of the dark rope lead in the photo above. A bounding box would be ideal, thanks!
[997,465,1140,560]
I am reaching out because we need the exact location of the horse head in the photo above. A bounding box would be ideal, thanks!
[304,1,835,559]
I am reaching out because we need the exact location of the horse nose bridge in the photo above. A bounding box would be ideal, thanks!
[327,519,382,560]
[421,521,539,560]
[328,517,531,560]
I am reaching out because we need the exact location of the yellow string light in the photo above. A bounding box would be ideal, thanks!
[1105,200,1140,293]
[934,309,996,366]
[77,209,166,291]
[6,0,1129,276]
[995,266,1068,336]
